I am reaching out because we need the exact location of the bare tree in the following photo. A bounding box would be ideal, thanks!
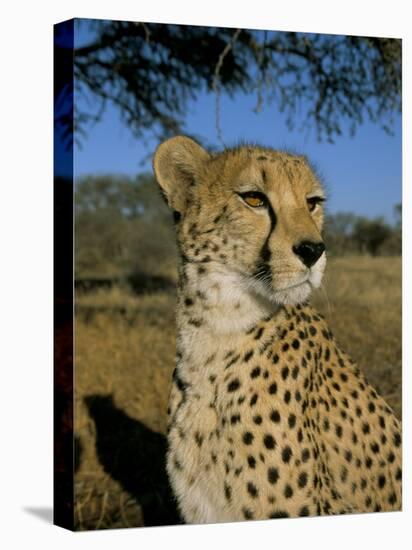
[71,20,401,146]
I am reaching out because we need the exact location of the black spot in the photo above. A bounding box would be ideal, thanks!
[282,446,292,463]
[370,442,380,454]
[362,422,370,435]
[230,414,241,425]
[270,409,281,423]
[247,455,256,469]
[393,432,401,447]
[243,432,254,445]
[341,397,349,409]
[309,325,317,336]
[282,343,290,352]
[298,471,308,488]
[227,379,241,392]
[388,493,397,505]
[242,508,254,519]
[284,484,293,498]
[224,482,232,501]
[322,329,331,340]
[264,434,276,450]
[253,415,262,425]
[268,467,279,484]
[344,450,352,463]
[301,448,310,462]
[173,458,183,471]
[299,506,310,517]
[292,366,299,379]
[387,451,395,463]
[254,327,264,340]
[378,474,386,489]
[284,390,291,404]
[281,366,289,380]
[292,339,300,350]
[184,297,194,306]
[272,354,279,364]
[268,382,277,394]
[335,424,343,438]
[269,510,289,519]
[250,393,258,406]
[250,366,261,379]
[247,482,258,498]
[225,354,241,369]
[261,168,267,182]
[288,414,297,429]
[244,350,254,362]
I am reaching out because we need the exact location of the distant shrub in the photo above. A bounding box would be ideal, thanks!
[75,173,177,279]
[324,207,401,257]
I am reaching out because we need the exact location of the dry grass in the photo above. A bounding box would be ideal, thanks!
[74,256,401,530]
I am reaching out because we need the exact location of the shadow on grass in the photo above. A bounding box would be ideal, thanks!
[84,394,183,528]
[75,272,175,295]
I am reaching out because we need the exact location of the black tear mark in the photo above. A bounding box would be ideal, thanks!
[254,202,277,284]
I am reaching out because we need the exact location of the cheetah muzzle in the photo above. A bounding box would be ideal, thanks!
[153,136,402,524]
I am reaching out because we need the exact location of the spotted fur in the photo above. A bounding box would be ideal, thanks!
[153,136,402,524]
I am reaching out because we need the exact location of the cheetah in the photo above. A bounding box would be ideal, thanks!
[153,136,402,524]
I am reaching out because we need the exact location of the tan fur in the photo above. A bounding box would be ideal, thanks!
[153,137,402,523]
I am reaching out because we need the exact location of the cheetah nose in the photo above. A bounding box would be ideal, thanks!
[292,241,326,268]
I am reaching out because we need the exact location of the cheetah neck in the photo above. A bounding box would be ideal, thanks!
[177,260,280,337]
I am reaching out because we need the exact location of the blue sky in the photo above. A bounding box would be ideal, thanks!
[73,21,402,223]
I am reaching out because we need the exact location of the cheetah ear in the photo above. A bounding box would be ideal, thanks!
[153,136,210,213]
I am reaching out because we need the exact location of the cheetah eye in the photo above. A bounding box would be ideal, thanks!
[238,191,267,208]
[307,196,325,213]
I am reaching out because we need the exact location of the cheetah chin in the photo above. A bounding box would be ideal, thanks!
[244,251,326,306]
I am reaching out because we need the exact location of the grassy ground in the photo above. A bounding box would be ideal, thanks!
[74,256,401,530]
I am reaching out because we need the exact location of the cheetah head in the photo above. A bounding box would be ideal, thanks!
[153,136,326,306]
